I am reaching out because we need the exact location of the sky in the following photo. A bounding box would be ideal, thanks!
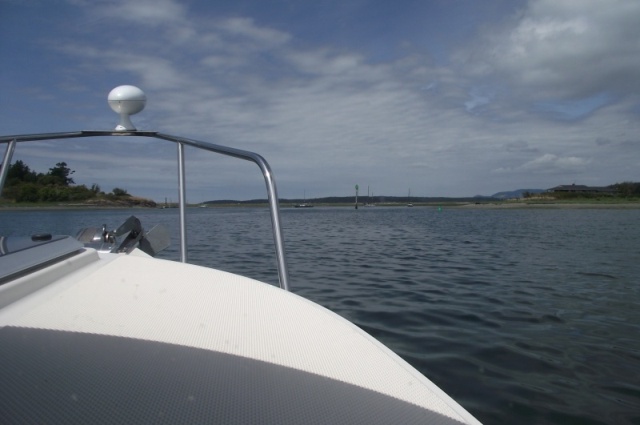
[1,0,639,203]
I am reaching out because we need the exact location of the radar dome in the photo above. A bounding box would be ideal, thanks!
[108,85,146,131]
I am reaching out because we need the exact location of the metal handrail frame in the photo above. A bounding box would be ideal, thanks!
[0,130,290,291]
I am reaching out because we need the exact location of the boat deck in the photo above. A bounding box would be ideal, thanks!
[0,249,479,424]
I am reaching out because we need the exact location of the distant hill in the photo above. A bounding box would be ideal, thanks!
[203,195,498,205]
[491,189,546,199]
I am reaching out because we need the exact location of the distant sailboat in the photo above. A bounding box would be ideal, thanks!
[295,190,313,208]
[364,185,376,207]
[407,189,413,207]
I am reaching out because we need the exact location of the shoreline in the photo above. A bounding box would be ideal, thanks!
[2,201,640,210]
[454,201,640,209]
[0,205,159,211]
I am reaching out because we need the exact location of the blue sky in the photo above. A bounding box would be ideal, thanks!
[2,0,639,202]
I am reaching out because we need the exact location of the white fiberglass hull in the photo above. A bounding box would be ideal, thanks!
[0,248,480,424]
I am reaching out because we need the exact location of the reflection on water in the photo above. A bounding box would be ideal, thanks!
[2,206,639,424]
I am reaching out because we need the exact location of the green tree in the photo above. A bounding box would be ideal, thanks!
[46,162,75,186]
[111,187,130,197]
[12,183,40,202]
[611,182,640,197]
[1,160,137,203]
[5,160,38,185]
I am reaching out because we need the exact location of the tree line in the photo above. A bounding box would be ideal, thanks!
[610,182,640,197]
[522,182,640,199]
[1,160,130,203]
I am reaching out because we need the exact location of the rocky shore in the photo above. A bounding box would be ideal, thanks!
[0,196,157,209]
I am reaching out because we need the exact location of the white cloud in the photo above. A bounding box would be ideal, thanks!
[284,50,367,76]
[522,153,591,171]
[91,0,188,26]
[218,17,291,47]
[460,0,640,100]
[493,153,592,177]
[6,0,640,201]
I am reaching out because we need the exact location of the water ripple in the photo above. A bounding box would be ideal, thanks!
[3,207,640,425]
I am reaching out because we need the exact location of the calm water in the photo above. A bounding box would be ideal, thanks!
[1,206,639,424]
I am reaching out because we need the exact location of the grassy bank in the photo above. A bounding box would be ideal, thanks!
[456,198,640,209]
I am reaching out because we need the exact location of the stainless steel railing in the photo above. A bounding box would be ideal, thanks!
[0,131,290,291]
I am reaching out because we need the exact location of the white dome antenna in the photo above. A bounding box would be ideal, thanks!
[108,85,146,131]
